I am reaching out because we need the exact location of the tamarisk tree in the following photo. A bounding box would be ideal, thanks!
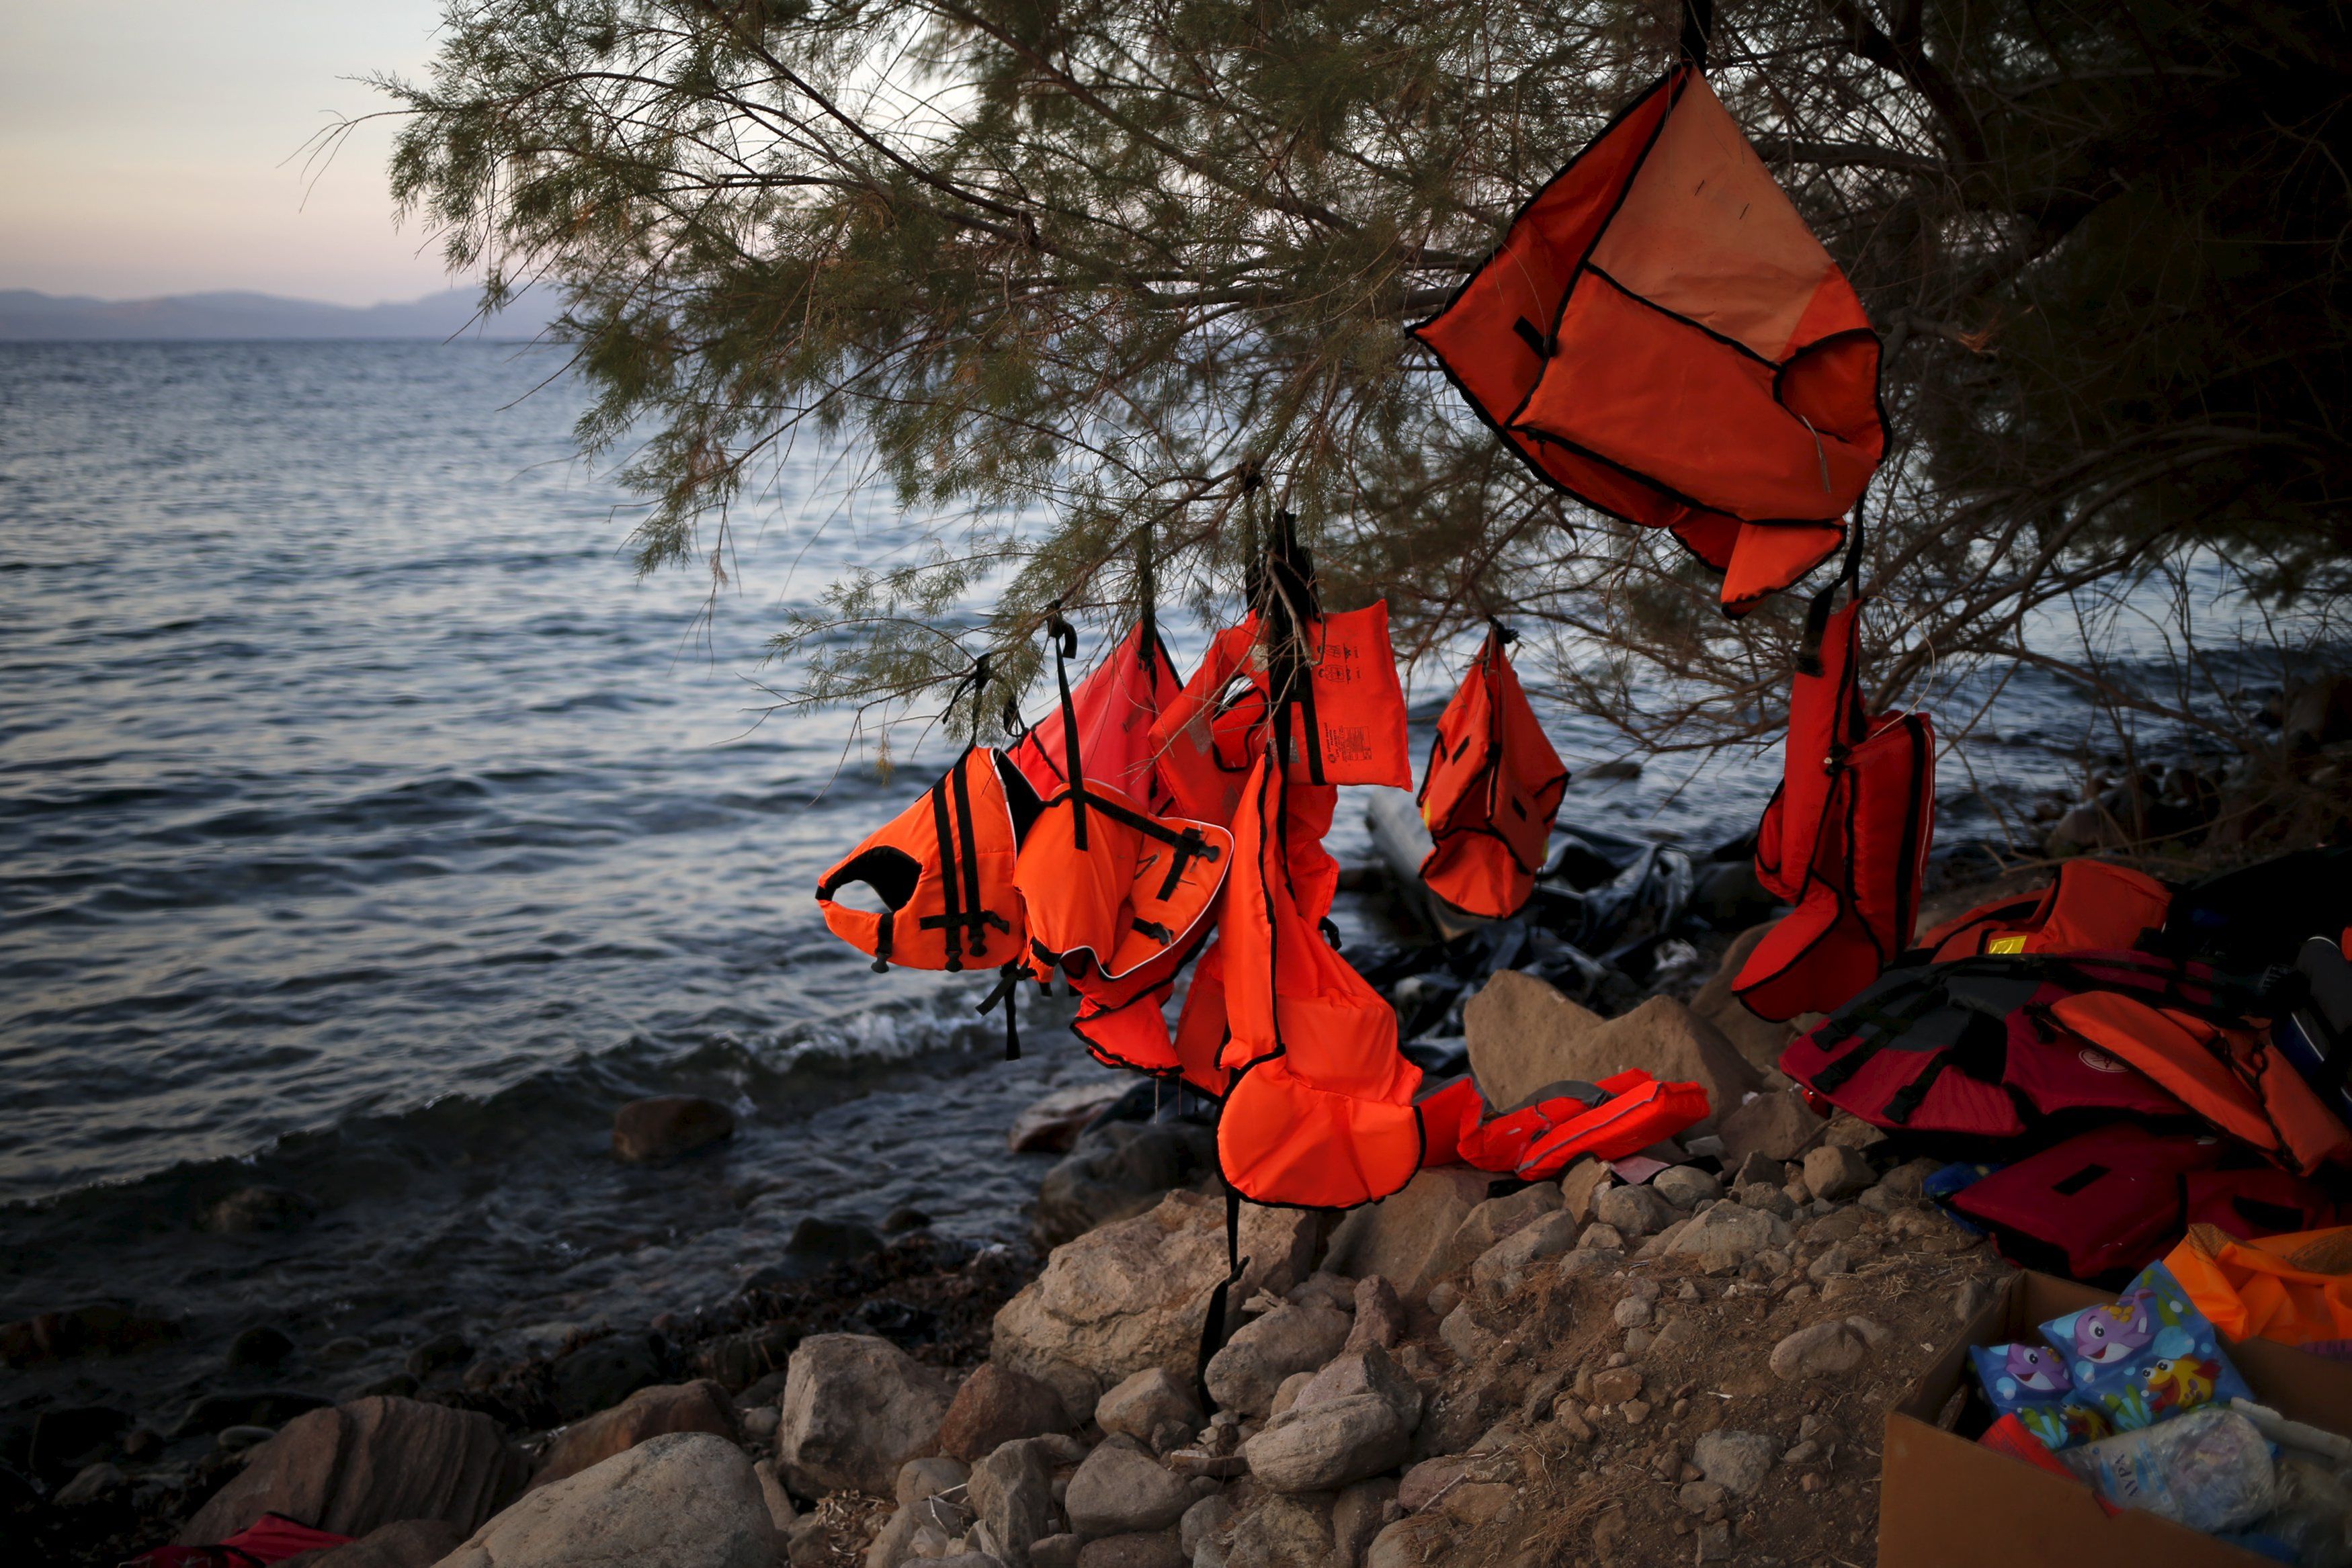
[382,0,2352,765]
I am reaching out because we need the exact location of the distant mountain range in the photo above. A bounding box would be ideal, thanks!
[0,287,566,342]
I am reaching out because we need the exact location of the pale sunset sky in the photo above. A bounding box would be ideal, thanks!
[0,3,453,304]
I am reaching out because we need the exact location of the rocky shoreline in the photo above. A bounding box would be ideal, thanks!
[5,910,2026,1568]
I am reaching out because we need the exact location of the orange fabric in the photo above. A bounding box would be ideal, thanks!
[1013,781,1232,994]
[1735,601,1933,1019]
[2048,991,2352,1175]
[1919,861,2173,961]
[1007,623,1183,813]
[1275,603,1414,789]
[1214,747,1423,1208]
[2165,1225,2352,1355]
[1421,1071,1709,1178]
[1417,628,1570,918]
[1410,66,1884,615]
[1150,619,1268,828]
[814,748,1033,972]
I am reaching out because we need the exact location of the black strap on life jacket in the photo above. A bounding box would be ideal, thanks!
[1679,0,1713,72]
[976,959,1023,1060]
[917,658,1015,972]
[1047,609,1090,851]
[1796,484,1867,679]
[1194,1184,1251,1411]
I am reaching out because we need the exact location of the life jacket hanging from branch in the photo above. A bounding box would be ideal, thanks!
[1416,622,1570,920]
[1409,62,1885,615]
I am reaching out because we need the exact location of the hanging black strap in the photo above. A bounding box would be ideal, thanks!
[1679,0,1713,71]
[1047,609,1088,849]
[1796,489,1867,677]
[1138,521,1159,669]
[977,960,1023,1060]
[1194,1186,1251,1410]
[926,778,966,973]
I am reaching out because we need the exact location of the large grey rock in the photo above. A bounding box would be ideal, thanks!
[531,1379,737,1489]
[433,1432,777,1568]
[1692,1430,1775,1496]
[994,1192,1317,1416]
[1243,1394,1410,1493]
[1343,1277,1405,1352]
[1202,1306,1351,1418]
[777,1334,953,1496]
[1322,1168,1492,1306]
[1769,1321,1873,1381]
[1658,1205,1792,1274]
[1469,1210,1581,1297]
[1293,1344,1423,1431]
[1651,1166,1722,1210]
[1179,1494,1232,1558]
[1717,1088,1825,1166]
[612,1096,736,1164]
[1558,1159,1612,1224]
[969,1438,1056,1568]
[1222,1493,1333,1568]
[179,1396,524,1545]
[1095,1368,1202,1448]
[1064,1444,1193,1536]
[1427,1185,1561,1283]
[1590,1183,1675,1239]
[1032,1122,1219,1249]
[1802,1144,1877,1203]
[1462,977,1759,1133]
[939,1362,1068,1463]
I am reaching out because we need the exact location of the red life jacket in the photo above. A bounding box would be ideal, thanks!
[1007,621,1182,814]
[1417,625,1570,920]
[1945,1123,2228,1282]
[1419,1070,1709,1178]
[1919,861,2173,962]
[1150,618,1269,829]
[1214,746,1425,1209]
[1734,598,1933,1020]
[814,746,1040,973]
[1409,65,1884,615]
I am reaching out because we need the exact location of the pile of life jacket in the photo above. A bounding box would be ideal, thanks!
[1776,852,2352,1284]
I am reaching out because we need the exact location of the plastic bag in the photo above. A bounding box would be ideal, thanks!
[2060,1408,2278,1533]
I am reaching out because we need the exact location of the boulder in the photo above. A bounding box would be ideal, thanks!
[612,1096,736,1163]
[434,1432,777,1568]
[1469,1211,1581,1296]
[939,1362,1068,1463]
[1692,1430,1775,1496]
[969,1438,1056,1568]
[777,1334,953,1496]
[1223,1493,1333,1568]
[1032,1121,1219,1250]
[1658,1205,1792,1274]
[1463,977,1759,1133]
[1344,1277,1406,1352]
[993,1191,1316,1415]
[1065,1442,1195,1536]
[1095,1368,1201,1448]
[1009,1083,1128,1154]
[1322,1168,1492,1305]
[282,1519,463,1568]
[1203,1306,1351,1417]
[1769,1321,1873,1381]
[1716,1088,1824,1166]
[1179,1495,1232,1557]
[1292,1344,1423,1430]
[177,1396,524,1544]
[532,1380,737,1489]
[1243,1393,1410,1493]
[1590,1183,1675,1239]
[896,1456,969,1506]
[1076,1532,1185,1568]
[1687,924,1796,1074]
[1801,1144,1876,1203]
[1650,1166,1722,1210]
[1428,1184,1562,1282]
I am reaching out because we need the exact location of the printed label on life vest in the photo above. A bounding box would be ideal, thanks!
[1322,724,1374,763]
[2077,1048,2126,1074]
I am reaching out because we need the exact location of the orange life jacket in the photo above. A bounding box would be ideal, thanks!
[1417,625,1570,919]
[1150,619,1269,829]
[1419,1070,1710,1179]
[1734,597,1933,1020]
[1409,64,1884,616]
[814,746,1040,973]
[1214,746,1424,1209]
[1007,621,1182,814]
[1919,861,2173,962]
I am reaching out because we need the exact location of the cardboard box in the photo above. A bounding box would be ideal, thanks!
[1880,1269,2352,1567]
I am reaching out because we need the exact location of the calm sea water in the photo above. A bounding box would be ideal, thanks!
[0,341,2185,1414]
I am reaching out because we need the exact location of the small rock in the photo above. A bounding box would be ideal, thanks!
[1032,1538,1083,1568]
[1651,1167,1722,1209]
[1065,1443,1195,1535]
[1558,1160,1613,1224]
[1732,1182,1796,1219]
[1802,1145,1876,1203]
[1732,1152,1787,1188]
[1659,1203,1792,1274]
[1619,1398,1651,1425]
[1676,1479,1727,1516]
[896,1455,970,1506]
[1845,1314,1892,1350]
[1331,1479,1398,1568]
[407,1331,472,1379]
[1820,1113,1886,1150]
[755,1458,797,1532]
[1694,1518,1735,1561]
[1612,1297,1651,1330]
[970,1438,1055,1568]
[612,1095,737,1163]
[1292,1344,1424,1430]
[1202,1305,1351,1417]
[778,1334,954,1496]
[1952,1276,1999,1325]
[1097,1366,1203,1450]
[1769,1321,1871,1381]
[1782,1440,1820,1465]
[1286,1271,1359,1312]
[1591,1184,1675,1239]
[1470,1209,1581,1295]
[1344,1276,1405,1351]
[1578,1222,1626,1252]
[1692,1430,1774,1495]
[1590,1367,1642,1405]
[1179,1493,1233,1557]
[941,1362,1068,1463]
[1223,1493,1333,1568]
[1242,1394,1410,1492]
[54,1461,126,1506]
[740,1405,781,1442]
[217,1424,278,1452]
[1716,1088,1823,1166]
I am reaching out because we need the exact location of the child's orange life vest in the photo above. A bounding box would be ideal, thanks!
[1417,625,1570,919]
[1917,860,2172,962]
